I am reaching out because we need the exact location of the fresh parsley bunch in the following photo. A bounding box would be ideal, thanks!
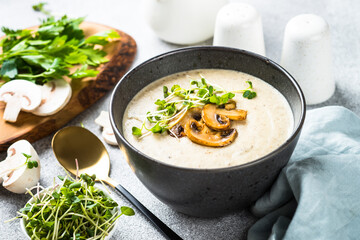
[0,3,120,85]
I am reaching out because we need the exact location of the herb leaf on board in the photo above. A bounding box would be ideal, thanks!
[0,4,120,85]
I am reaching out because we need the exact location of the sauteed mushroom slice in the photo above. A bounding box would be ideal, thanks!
[224,100,236,110]
[184,119,237,147]
[169,123,186,138]
[202,104,230,130]
[169,107,202,138]
[202,104,247,130]
[216,108,247,121]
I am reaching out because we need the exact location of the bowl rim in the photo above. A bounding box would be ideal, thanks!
[110,46,306,173]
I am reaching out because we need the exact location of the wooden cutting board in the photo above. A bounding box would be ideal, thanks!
[0,22,137,152]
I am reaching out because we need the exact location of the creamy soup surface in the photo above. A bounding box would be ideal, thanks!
[123,69,294,169]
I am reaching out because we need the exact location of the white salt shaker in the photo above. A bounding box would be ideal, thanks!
[213,2,266,56]
[281,14,335,105]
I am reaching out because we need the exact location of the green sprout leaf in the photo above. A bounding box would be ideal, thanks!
[22,153,31,159]
[69,182,81,189]
[232,80,257,99]
[243,90,257,99]
[121,206,135,216]
[163,86,169,98]
[132,126,142,136]
[171,84,180,92]
[150,122,165,133]
[27,161,34,169]
[32,161,38,168]
[22,153,39,170]
[246,80,253,88]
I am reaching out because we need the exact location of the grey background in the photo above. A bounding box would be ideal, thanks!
[0,0,359,239]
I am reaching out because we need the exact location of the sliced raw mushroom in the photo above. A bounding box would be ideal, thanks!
[32,79,72,116]
[102,126,118,145]
[95,111,118,146]
[0,140,40,194]
[0,80,42,122]
[184,119,237,147]
[95,110,112,127]
[202,103,247,130]
[168,107,202,138]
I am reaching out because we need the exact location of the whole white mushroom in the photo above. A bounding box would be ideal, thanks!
[0,140,40,194]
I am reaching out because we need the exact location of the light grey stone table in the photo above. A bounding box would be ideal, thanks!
[0,0,359,239]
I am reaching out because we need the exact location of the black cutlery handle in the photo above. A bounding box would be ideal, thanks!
[115,184,183,240]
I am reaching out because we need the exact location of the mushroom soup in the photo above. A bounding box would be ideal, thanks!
[123,69,293,169]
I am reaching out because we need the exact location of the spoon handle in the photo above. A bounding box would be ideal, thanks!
[115,184,183,240]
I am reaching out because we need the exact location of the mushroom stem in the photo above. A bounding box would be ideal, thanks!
[3,95,22,122]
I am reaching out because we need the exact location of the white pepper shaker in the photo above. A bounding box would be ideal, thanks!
[213,2,266,56]
[281,14,335,105]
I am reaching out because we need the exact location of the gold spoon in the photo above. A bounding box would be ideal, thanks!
[52,126,182,240]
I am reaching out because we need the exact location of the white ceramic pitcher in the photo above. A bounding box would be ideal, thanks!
[143,0,228,45]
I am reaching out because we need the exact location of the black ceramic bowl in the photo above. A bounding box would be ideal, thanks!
[109,46,305,217]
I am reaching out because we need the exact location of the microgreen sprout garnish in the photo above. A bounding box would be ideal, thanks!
[234,80,257,99]
[132,76,256,137]
[22,153,39,169]
[10,173,134,240]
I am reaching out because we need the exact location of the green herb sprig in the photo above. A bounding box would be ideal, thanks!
[13,173,134,240]
[132,77,257,137]
[22,153,38,169]
[237,81,257,99]
[0,3,120,85]
[32,2,51,16]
